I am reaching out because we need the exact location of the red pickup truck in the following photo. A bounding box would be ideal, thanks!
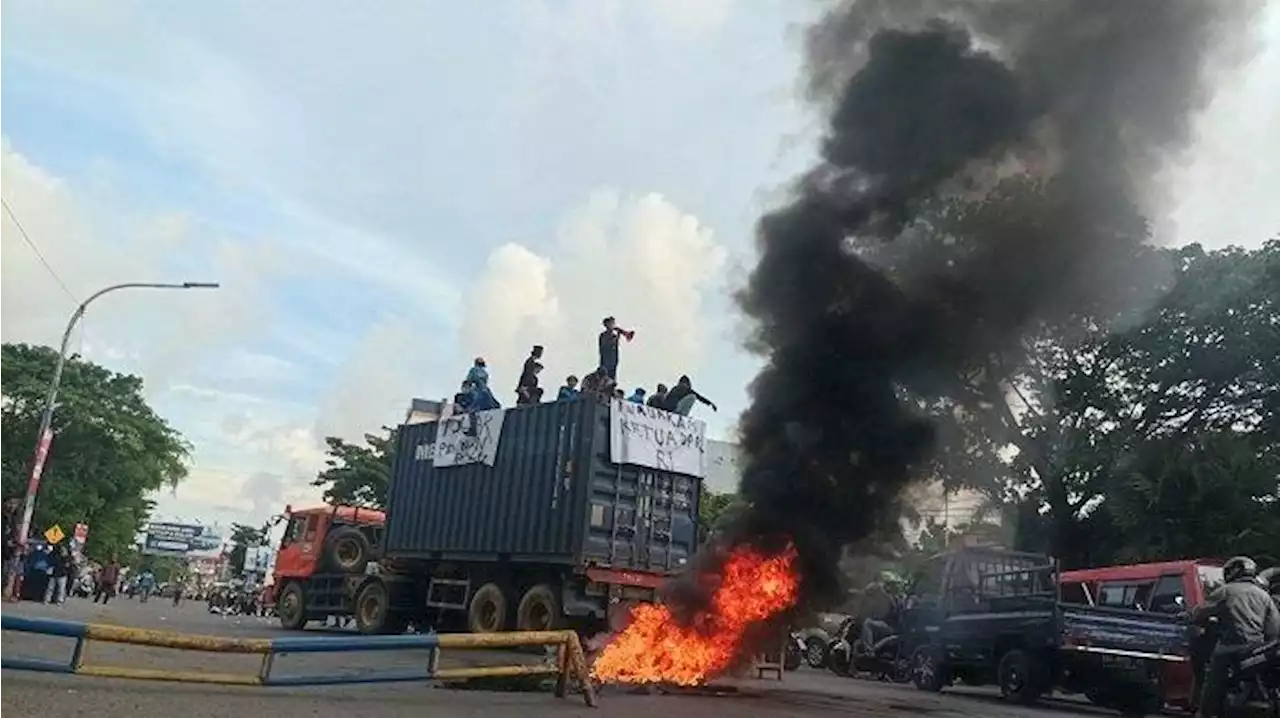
[1058,558,1225,712]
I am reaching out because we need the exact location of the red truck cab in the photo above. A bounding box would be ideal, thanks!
[270,504,386,629]
[1058,558,1225,712]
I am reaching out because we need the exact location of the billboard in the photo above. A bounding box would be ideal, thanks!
[141,522,225,558]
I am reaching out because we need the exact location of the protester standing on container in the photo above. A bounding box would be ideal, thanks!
[597,317,634,381]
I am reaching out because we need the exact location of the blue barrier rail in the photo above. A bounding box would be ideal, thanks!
[1,613,597,706]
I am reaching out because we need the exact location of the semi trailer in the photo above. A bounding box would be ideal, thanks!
[272,396,706,635]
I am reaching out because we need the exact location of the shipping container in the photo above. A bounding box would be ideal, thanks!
[384,397,702,573]
[265,397,709,635]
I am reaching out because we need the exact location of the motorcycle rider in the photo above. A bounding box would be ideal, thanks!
[1193,556,1280,717]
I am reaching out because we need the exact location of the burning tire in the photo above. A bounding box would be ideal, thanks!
[277,581,308,631]
[323,527,372,573]
[468,582,509,633]
[516,584,562,632]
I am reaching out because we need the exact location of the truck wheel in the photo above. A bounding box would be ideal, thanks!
[277,582,309,631]
[911,645,946,692]
[355,580,400,635]
[516,584,562,632]
[997,648,1044,705]
[323,527,373,573]
[468,583,508,633]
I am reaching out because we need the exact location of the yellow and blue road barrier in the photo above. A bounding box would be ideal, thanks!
[1,614,597,706]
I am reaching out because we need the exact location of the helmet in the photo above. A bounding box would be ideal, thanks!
[1222,556,1258,583]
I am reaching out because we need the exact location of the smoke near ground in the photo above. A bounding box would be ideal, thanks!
[716,0,1266,608]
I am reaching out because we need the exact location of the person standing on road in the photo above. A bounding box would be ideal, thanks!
[1193,555,1280,717]
[42,543,71,604]
[137,569,156,603]
[94,556,120,604]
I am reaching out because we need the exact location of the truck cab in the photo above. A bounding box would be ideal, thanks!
[270,504,386,630]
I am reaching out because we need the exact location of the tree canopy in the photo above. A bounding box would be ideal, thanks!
[1,343,191,560]
[885,195,1279,567]
[311,429,395,509]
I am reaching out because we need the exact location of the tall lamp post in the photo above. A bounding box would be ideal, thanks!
[15,282,221,548]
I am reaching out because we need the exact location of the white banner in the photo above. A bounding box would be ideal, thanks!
[609,399,707,477]
[434,408,506,468]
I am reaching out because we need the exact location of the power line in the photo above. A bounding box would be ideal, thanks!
[2,197,79,303]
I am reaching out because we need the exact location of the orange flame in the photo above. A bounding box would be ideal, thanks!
[590,544,800,686]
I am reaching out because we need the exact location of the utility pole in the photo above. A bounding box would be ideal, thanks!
[15,282,220,549]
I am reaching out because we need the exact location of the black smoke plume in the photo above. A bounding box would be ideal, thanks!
[715,0,1264,609]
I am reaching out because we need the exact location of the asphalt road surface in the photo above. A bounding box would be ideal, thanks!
[2,597,1112,718]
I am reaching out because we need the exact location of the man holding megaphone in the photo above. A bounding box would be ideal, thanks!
[598,316,635,381]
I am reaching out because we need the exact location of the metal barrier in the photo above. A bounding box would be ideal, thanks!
[1,614,598,706]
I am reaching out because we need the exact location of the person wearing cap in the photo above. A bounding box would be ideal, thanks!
[627,387,647,404]
[597,317,634,381]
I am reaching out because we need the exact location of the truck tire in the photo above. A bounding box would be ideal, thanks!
[997,648,1044,705]
[354,580,404,635]
[468,583,508,633]
[911,645,946,692]
[323,527,373,573]
[277,581,309,631]
[516,584,562,632]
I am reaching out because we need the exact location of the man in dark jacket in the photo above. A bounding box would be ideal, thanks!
[662,376,717,416]
[1193,555,1280,717]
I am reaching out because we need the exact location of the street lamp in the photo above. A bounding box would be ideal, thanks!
[15,281,221,548]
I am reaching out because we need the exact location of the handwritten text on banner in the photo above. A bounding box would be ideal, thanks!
[609,399,706,477]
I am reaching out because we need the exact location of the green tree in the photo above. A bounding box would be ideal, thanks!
[698,487,738,534]
[227,522,265,577]
[310,429,395,509]
[1009,240,1280,565]
[1,343,190,561]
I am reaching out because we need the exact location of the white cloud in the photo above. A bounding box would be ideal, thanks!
[646,0,734,35]
[460,190,727,401]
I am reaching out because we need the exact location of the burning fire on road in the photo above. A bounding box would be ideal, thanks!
[590,544,800,686]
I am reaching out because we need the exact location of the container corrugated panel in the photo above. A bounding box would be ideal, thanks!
[384,397,701,574]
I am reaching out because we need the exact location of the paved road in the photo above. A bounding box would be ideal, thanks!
[2,597,1109,718]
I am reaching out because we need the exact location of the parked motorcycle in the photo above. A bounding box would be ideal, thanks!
[826,616,858,676]
[1223,639,1279,717]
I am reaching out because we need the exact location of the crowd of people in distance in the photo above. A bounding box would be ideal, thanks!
[452,316,718,418]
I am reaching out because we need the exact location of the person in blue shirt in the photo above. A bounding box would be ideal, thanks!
[466,357,489,391]
[137,569,156,603]
[627,387,647,404]
[557,375,580,400]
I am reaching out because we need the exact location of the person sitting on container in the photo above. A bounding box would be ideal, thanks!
[466,357,490,392]
[663,375,717,416]
[557,375,580,400]
[627,387,647,404]
[646,383,669,409]
[580,369,608,396]
[516,361,544,406]
[454,381,475,412]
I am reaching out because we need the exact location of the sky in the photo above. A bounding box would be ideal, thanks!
[2,0,1278,529]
